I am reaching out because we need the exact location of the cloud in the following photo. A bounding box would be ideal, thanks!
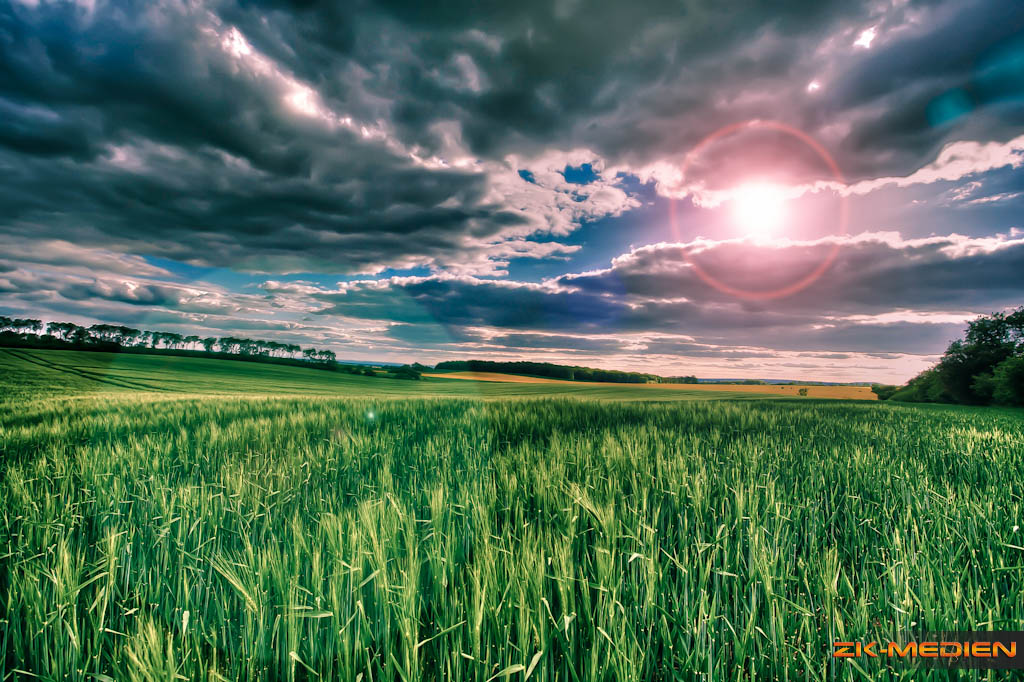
[0,1,641,276]
[5,227,1000,382]
[0,265,250,316]
[0,238,173,278]
[484,333,630,353]
[558,230,1024,313]
[5,0,1021,277]
[258,230,1023,362]
[2,0,1023,384]
[847,134,1024,194]
[797,133,1024,199]
[634,129,1024,211]
[853,26,876,49]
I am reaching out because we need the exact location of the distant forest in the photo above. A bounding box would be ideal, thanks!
[0,315,434,379]
[434,360,699,384]
[0,315,339,359]
[873,306,1024,406]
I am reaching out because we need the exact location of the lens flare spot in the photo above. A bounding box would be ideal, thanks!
[731,183,786,239]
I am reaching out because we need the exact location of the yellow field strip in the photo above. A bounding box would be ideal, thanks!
[423,372,877,400]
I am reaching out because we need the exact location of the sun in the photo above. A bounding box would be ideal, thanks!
[730,183,787,239]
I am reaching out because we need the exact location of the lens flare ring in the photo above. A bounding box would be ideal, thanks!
[670,119,848,300]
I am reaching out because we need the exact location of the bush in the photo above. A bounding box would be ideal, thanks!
[890,368,954,403]
[991,356,1024,406]
[390,365,422,380]
[870,384,900,400]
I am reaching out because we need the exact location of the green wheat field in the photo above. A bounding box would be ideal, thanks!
[2,349,1023,681]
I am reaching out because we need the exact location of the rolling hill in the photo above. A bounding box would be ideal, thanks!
[1,348,836,402]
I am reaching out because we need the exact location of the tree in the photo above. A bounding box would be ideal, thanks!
[118,326,141,346]
[7,318,43,334]
[4,315,352,374]
[47,321,79,340]
[70,326,92,344]
[933,307,1024,404]
[219,337,241,354]
[236,338,257,355]
[895,307,1024,405]
[89,324,123,344]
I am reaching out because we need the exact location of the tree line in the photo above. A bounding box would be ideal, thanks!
[434,359,699,384]
[874,306,1024,406]
[0,316,338,364]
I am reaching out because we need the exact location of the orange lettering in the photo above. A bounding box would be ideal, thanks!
[833,643,856,658]
[971,642,992,657]
[993,642,1016,658]
[887,642,916,657]
[939,642,962,657]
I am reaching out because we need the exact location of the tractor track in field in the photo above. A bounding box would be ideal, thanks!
[1,348,170,393]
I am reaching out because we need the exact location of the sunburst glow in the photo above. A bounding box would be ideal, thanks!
[731,183,787,239]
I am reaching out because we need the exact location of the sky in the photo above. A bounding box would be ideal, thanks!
[1,0,1023,383]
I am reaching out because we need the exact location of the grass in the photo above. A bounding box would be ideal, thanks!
[2,349,1023,680]
[0,349,798,402]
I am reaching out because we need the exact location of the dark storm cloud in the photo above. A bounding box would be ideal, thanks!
[0,0,619,274]
[310,277,623,331]
[359,0,861,159]
[223,0,877,175]
[290,0,1022,180]
[4,0,1020,279]
[831,1,1024,175]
